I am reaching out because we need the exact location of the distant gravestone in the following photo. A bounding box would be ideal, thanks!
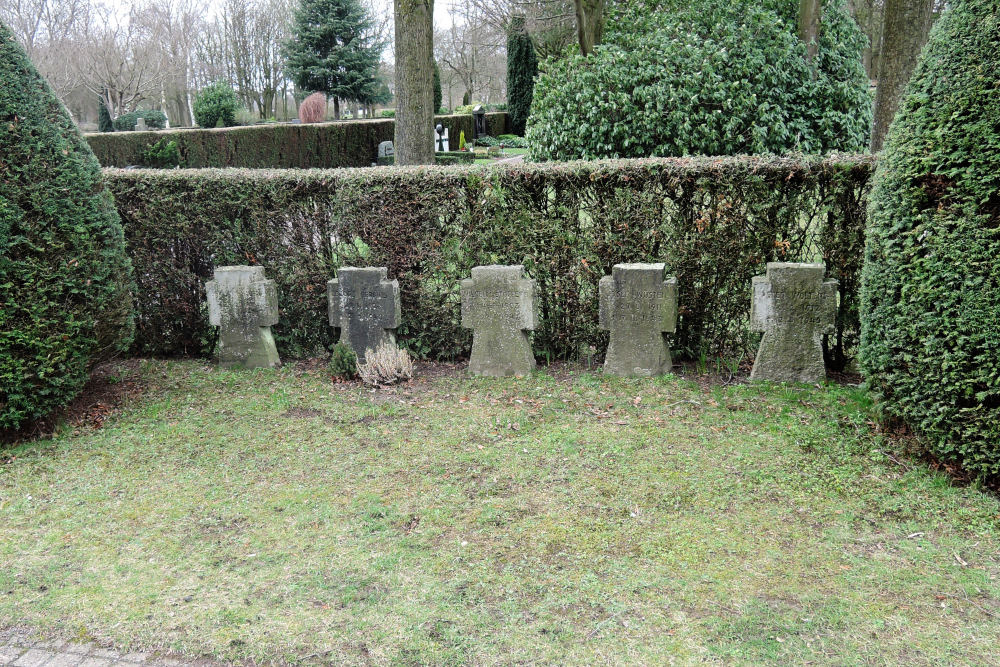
[599,263,678,376]
[461,265,537,376]
[206,266,280,369]
[135,117,147,131]
[434,126,450,152]
[378,140,394,158]
[750,262,838,383]
[328,267,401,362]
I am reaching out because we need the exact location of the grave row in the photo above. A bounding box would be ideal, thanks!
[206,262,838,383]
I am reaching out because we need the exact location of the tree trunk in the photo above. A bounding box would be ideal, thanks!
[797,0,821,64]
[394,0,435,165]
[573,0,606,56]
[871,0,936,151]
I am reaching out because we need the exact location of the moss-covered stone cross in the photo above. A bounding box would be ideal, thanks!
[461,265,537,376]
[206,266,280,369]
[328,267,401,362]
[750,262,837,383]
[599,263,678,376]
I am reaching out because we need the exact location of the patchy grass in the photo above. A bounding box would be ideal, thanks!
[1,360,999,665]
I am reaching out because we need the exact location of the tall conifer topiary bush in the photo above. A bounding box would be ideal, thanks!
[506,16,537,137]
[860,0,1000,476]
[98,90,113,133]
[0,21,134,430]
[433,61,442,113]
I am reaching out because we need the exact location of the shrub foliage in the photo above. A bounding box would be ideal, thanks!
[527,0,871,160]
[299,92,327,123]
[105,156,872,368]
[0,22,134,430]
[860,0,1000,476]
[506,16,537,137]
[112,109,168,132]
[193,82,240,128]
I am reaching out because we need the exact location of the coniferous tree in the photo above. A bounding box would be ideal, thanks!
[284,0,382,120]
[0,21,134,430]
[506,16,537,136]
[433,60,442,113]
[860,0,1000,477]
[98,89,114,132]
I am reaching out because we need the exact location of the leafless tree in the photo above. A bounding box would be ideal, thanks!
[75,2,173,118]
[436,0,506,104]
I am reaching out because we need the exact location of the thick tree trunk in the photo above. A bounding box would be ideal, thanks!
[797,0,821,64]
[573,0,606,56]
[871,0,936,151]
[394,0,435,165]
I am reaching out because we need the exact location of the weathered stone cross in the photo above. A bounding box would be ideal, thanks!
[599,263,678,376]
[750,262,838,383]
[206,265,280,369]
[328,266,401,362]
[461,265,537,376]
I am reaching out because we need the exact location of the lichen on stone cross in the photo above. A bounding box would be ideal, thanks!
[206,265,280,369]
[750,262,838,383]
[460,265,537,376]
[328,267,401,362]
[599,263,678,376]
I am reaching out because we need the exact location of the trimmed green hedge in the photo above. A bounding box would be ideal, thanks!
[86,113,509,168]
[106,155,873,365]
[860,0,1000,477]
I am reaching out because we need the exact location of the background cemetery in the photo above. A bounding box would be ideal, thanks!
[2,0,999,663]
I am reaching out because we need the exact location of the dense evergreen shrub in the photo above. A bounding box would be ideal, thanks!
[84,113,501,168]
[141,139,182,168]
[433,61,442,115]
[112,109,168,132]
[0,22,134,430]
[98,92,113,133]
[193,82,240,128]
[527,0,871,160]
[506,16,538,137]
[104,155,872,365]
[860,0,1000,477]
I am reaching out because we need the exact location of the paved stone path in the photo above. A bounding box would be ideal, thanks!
[0,629,214,667]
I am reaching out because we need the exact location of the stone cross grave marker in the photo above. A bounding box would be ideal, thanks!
[206,265,280,369]
[378,140,394,158]
[135,117,147,131]
[461,265,537,376]
[750,262,838,383]
[328,267,401,362]
[599,263,678,376]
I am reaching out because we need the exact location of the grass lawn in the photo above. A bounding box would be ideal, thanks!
[2,360,999,665]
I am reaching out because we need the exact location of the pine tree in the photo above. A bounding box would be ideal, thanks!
[98,89,113,132]
[0,21,134,430]
[433,60,442,113]
[284,0,382,120]
[506,16,537,136]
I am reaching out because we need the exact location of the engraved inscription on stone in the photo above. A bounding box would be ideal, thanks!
[206,265,280,369]
[328,266,401,362]
[599,263,678,376]
[460,265,537,376]
[750,262,838,383]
